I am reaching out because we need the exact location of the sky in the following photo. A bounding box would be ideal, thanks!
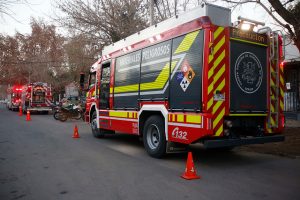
[0,0,54,35]
[0,0,282,36]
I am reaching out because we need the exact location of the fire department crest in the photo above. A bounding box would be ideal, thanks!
[234,52,263,94]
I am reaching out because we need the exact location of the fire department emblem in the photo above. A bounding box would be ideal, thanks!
[234,52,263,94]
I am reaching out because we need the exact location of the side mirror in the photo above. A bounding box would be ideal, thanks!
[79,72,85,90]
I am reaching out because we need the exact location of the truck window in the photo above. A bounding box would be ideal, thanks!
[89,72,96,89]
[99,63,111,109]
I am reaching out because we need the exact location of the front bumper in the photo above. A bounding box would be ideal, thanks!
[203,135,285,149]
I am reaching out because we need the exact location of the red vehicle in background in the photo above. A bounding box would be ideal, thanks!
[7,85,22,111]
[21,82,53,113]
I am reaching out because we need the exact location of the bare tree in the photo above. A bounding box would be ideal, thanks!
[55,0,148,53]
[0,0,28,21]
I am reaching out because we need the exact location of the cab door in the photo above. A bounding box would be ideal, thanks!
[99,61,111,109]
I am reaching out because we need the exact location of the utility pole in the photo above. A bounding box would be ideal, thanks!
[149,0,154,26]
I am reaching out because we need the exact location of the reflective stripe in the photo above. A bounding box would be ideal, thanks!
[109,111,128,118]
[175,31,199,54]
[177,114,184,122]
[186,115,201,124]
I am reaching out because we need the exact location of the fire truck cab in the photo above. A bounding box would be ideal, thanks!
[83,3,285,158]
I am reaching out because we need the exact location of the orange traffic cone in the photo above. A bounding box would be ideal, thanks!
[72,125,80,138]
[181,152,200,180]
[18,106,22,116]
[26,110,31,121]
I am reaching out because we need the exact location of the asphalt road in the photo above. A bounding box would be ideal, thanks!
[0,104,299,200]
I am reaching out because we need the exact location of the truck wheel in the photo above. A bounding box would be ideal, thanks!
[143,115,166,158]
[91,111,104,138]
[53,111,60,120]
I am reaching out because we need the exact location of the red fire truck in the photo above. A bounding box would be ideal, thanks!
[82,3,285,158]
[7,85,22,111]
[21,82,53,113]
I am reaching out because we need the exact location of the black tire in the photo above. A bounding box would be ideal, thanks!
[143,115,166,158]
[91,111,104,138]
[74,111,82,120]
[53,111,60,120]
[59,113,68,122]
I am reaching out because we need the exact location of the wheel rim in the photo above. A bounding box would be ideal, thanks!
[91,116,97,131]
[146,124,160,150]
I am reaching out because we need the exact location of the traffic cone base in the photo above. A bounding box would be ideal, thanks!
[26,111,31,121]
[181,152,200,180]
[73,125,80,138]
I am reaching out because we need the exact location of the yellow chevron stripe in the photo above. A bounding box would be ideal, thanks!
[270,78,275,87]
[213,107,225,129]
[280,76,284,86]
[208,66,214,79]
[215,125,224,136]
[214,36,225,53]
[208,83,214,94]
[209,54,213,64]
[168,114,171,121]
[266,127,272,133]
[207,98,213,110]
[129,112,133,118]
[280,88,284,97]
[114,61,177,93]
[214,27,224,39]
[214,50,225,68]
[271,116,275,125]
[215,78,225,92]
[280,101,284,111]
[175,31,199,54]
[214,65,225,83]
[213,101,222,114]
[109,111,128,118]
[270,103,275,112]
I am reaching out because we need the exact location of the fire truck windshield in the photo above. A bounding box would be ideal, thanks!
[88,72,96,89]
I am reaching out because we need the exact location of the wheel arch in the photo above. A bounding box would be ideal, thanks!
[138,105,168,141]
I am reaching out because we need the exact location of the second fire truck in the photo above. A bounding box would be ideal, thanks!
[21,82,53,113]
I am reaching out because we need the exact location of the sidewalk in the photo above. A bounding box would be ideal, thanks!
[286,119,300,127]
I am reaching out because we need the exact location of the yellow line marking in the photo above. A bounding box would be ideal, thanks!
[270,103,275,112]
[229,114,267,116]
[230,38,268,46]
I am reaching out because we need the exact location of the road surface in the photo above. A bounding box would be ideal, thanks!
[0,105,299,200]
